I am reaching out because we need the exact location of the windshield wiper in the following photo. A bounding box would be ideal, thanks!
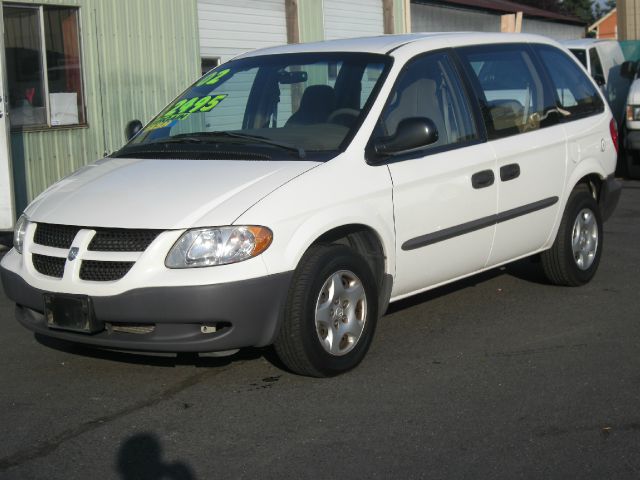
[210,132,306,159]
[148,131,306,159]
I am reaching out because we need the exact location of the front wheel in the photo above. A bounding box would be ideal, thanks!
[541,185,603,286]
[274,244,378,377]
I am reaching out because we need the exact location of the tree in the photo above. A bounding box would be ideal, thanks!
[560,0,596,23]
[594,0,616,20]
[515,0,610,23]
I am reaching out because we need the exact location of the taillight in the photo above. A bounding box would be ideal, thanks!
[610,118,618,154]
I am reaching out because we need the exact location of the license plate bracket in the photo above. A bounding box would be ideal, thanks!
[44,294,103,334]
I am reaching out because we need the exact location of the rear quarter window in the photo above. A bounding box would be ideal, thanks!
[534,45,605,119]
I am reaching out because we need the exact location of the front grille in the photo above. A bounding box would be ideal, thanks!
[80,260,134,281]
[32,254,66,278]
[34,223,81,249]
[32,223,161,281]
[88,228,161,252]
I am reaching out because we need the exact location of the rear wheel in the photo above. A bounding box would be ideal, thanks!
[274,244,378,377]
[541,185,603,286]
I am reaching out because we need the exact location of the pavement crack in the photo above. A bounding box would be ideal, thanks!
[0,365,233,472]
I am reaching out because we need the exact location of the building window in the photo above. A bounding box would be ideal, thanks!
[3,4,86,129]
[201,57,220,76]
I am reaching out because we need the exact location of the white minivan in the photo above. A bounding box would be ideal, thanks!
[0,33,621,377]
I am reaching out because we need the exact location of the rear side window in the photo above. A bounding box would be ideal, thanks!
[457,44,557,140]
[534,45,604,119]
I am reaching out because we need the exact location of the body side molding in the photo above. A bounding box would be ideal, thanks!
[401,196,559,251]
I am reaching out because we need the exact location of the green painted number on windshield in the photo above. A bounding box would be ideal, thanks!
[196,68,231,87]
[146,94,228,129]
[160,94,228,121]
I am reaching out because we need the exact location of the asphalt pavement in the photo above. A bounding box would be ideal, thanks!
[1,181,639,480]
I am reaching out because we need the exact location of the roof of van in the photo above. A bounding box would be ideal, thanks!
[234,32,560,59]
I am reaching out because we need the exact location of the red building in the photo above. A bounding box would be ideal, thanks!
[589,8,618,39]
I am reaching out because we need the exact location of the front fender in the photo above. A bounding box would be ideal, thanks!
[234,156,396,278]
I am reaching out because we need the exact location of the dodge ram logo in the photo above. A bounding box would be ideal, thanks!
[67,247,79,261]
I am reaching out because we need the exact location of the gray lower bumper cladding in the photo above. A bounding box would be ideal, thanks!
[0,267,293,353]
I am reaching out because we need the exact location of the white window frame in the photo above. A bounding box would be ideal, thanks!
[4,3,87,131]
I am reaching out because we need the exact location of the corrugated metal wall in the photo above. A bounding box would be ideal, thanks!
[198,0,287,63]
[411,2,584,40]
[323,0,384,40]
[521,18,584,40]
[8,0,200,209]
[297,0,325,43]
[412,2,500,33]
[296,0,407,43]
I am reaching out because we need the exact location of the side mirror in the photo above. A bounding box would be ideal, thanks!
[621,61,637,80]
[125,120,143,141]
[373,117,439,157]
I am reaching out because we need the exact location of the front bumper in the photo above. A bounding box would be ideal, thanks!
[0,265,293,352]
[600,174,622,222]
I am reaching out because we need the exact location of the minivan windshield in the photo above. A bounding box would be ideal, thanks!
[115,52,391,160]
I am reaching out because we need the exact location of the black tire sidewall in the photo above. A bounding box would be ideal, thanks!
[562,191,603,285]
[296,246,378,376]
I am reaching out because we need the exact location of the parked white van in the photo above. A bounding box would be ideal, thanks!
[563,39,625,91]
[563,39,628,125]
[0,33,621,377]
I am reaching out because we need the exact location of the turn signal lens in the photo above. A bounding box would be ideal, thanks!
[627,105,640,121]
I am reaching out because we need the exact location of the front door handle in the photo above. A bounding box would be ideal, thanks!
[500,163,520,182]
[471,169,495,189]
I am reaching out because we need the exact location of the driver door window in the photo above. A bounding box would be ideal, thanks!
[378,52,478,153]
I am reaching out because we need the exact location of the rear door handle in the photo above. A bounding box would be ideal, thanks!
[500,163,520,182]
[471,169,495,189]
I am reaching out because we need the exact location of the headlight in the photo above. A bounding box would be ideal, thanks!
[627,105,640,121]
[165,226,272,268]
[13,214,30,254]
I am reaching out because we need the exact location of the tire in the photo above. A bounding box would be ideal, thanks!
[274,244,378,377]
[541,185,603,286]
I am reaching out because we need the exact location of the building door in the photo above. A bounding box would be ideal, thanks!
[0,2,16,231]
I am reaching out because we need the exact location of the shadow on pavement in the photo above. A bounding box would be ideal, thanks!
[34,333,268,368]
[117,432,196,480]
[387,256,548,315]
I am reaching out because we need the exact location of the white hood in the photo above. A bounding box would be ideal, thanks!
[25,157,319,229]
